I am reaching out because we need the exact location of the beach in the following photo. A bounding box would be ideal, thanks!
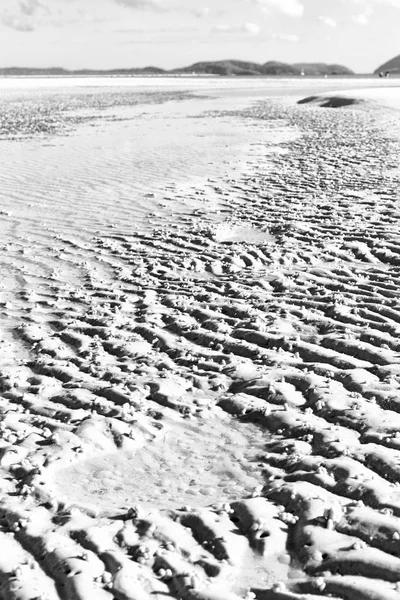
[1,76,400,599]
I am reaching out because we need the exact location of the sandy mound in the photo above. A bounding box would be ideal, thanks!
[298,94,361,108]
[298,86,400,111]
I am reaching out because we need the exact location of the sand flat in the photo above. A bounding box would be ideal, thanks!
[1,78,400,599]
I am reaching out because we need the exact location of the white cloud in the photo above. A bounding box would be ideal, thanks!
[254,0,304,18]
[212,23,230,32]
[212,22,260,35]
[0,0,173,31]
[271,32,299,42]
[318,15,337,27]
[114,0,169,10]
[2,14,34,30]
[347,0,400,8]
[192,7,211,17]
[353,8,373,23]
[352,12,368,23]
[19,0,42,16]
[351,3,373,23]
[0,0,45,31]
[244,22,260,34]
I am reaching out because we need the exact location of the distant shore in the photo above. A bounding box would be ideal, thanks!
[1,72,400,81]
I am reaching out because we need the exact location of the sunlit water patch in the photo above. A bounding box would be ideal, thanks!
[52,417,267,512]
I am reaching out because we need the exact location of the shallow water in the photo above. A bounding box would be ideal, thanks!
[53,416,266,512]
[0,78,300,332]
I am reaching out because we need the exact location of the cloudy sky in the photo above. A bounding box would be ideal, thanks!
[0,0,399,72]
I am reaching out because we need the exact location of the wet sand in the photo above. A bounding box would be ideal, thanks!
[1,77,400,599]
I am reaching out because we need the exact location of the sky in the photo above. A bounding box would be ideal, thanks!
[0,0,399,73]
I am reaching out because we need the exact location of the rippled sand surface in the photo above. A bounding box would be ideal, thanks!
[1,77,400,599]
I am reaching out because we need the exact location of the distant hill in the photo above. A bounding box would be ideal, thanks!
[294,62,354,75]
[0,66,166,76]
[173,59,352,76]
[0,67,70,76]
[74,66,166,76]
[172,60,262,76]
[374,54,400,74]
[0,61,354,77]
[172,60,300,76]
[261,61,300,75]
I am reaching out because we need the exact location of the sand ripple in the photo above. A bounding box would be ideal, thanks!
[1,85,400,599]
